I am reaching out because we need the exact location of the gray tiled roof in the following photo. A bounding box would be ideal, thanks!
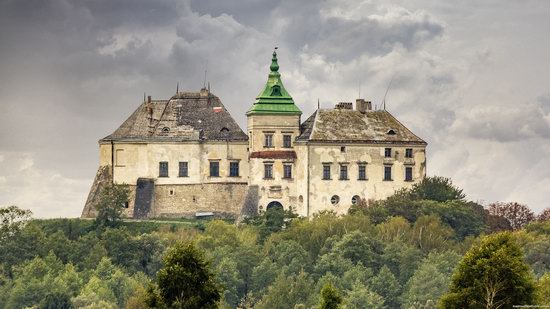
[101,90,248,142]
[297,109,426,145]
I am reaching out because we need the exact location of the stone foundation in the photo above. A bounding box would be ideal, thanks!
[81,166,112,218]
[150,182,249,218]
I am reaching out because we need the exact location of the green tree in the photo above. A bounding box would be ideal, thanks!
[0,206,32,242]
[369,265,402,308]
[405,176,465,202]
[319,282,343,309]
[381,241,423,285]
[255,271,315,309]
[535,273,550,305]
[215,257,243,307]
[440,232,535,308]
[341,264,373,291]
[331,231,383,270]
[409,215,454,252]
[402,264,449,308]
[376,216,411,242]
[147,242,221,309]
[251,257,279,295]
[0,223,47,277]
[94,183,129,229]
[40,292,73,309]
[343,282,385,309]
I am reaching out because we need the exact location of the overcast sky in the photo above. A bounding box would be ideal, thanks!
[1,0,549,217]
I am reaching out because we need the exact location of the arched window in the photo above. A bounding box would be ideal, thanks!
[267,201,283,210]
[162,127,170,133]
[387,129,396,135]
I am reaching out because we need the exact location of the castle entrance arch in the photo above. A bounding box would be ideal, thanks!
[266,201,283,211]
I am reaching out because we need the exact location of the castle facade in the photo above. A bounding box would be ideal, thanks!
[82,51,427,219]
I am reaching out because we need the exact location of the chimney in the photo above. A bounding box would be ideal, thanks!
[147,96,151,104]
[335,102,353,110]
[356,99,372,113]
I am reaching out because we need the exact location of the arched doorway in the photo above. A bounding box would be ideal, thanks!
[266,201,283,210]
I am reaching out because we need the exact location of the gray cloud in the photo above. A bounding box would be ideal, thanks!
[451,98,550,142]
[1,0,549,216]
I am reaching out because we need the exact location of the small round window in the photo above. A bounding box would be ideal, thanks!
[331,195,340,205]
[162,127,170,133]
[351,195,360,205]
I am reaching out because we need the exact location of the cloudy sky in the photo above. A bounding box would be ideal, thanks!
[0,0,549,217]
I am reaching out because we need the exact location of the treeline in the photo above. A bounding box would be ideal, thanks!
[0,177,549,308]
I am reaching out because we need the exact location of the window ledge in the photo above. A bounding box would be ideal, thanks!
[228,175,241,178]
[358,178,368,181]
[178,176,189,178]
[339,178,349,181]
[322,178,332,181]
[158,176,169,178]
[383,179,394,182]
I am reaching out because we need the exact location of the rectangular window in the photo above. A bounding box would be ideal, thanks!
[229,161,239,177]
[323,165,331,180]
[178,162,188,177]
[264,164,273,179]
[209,161,219,177]
[283,135,292,148]
[358,164,367,180]
[384,165,392,181]
[405,167,413,181]
[264,134,273,148]
[159,162,168,177]
[384,148,392,158]
[283,164,292,179]
[115,149,125,167]
[339,164,348,180]
[405,148,413,158]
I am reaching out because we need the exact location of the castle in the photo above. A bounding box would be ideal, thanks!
[82,51,427,219]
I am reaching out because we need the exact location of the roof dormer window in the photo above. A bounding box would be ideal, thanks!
[271,85,281,96]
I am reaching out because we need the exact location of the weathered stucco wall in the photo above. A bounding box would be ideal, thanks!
[247,114,301,152]
[248,159,300,213]
[301,143,426,215]
[247,113,302,213]
[100,141,249,185]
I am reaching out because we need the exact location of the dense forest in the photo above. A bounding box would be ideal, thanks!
[1,177,549,308]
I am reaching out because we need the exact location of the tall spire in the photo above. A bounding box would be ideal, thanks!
[270,47,279,73]
[246,48,301,116]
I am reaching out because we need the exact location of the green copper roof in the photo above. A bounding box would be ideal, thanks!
[247,50,302,116]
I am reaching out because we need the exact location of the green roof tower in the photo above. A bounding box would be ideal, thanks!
[247,49,302,115]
